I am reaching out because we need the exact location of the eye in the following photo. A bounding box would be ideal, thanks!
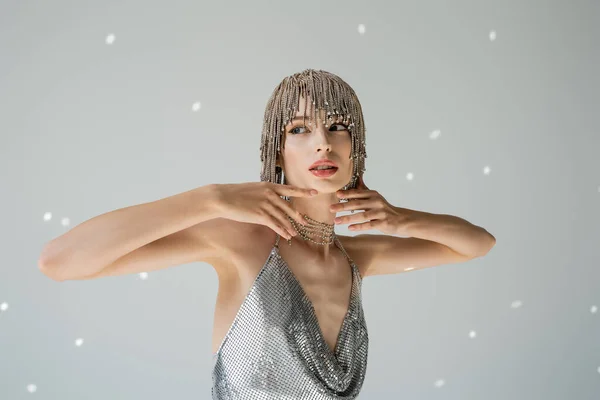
[288,125,307,135]
[329,123,349,132]
[287,123,349,135]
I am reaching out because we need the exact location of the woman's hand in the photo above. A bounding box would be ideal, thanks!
[330,176,411,235]
[213,182,318,240]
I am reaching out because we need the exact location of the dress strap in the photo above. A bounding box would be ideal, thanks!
[334,236,355,265]
[274,233,281,248]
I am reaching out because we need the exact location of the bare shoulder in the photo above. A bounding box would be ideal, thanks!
[335,233,410,279]
[335,234,370,278]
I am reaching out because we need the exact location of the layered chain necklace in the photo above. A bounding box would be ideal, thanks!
[286,214,335,246]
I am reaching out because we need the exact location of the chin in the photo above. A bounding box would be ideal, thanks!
[311,178,351,191]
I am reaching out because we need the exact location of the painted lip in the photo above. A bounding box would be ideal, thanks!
[310,168,338,178]
[308,159,338,170]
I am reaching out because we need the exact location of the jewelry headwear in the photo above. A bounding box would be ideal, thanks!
[259,69,367,191]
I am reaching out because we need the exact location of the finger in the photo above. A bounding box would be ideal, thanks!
[334,199,368,212]
[264,214,293,240]
[265,203,296,238]
[274,197,307,226]
[338,189,372,199]
[348,220,375,231]
[336,210,372,225]
[265,190,306,227]
[274,184,318,198]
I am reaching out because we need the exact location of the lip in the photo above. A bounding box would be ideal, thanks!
[308,159,338,170]
[310,168,338,178]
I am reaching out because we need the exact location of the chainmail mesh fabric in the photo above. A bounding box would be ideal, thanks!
[259,69,367,191]
[211,234,369,399]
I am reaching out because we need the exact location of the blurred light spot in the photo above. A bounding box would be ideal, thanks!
[511,300,523,308]
[429,129,441,140]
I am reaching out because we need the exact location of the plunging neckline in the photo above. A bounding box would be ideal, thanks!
[272,236,356,359]
[212,234,358,362]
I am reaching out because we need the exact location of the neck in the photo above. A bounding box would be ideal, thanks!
[288,237,335,259]
[287,194,338,256]
[289,193,337,225]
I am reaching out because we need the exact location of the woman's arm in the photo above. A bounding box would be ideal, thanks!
[38,184,221,281]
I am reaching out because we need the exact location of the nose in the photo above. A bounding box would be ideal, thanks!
[317,142,331,153]
[313,124,332,153]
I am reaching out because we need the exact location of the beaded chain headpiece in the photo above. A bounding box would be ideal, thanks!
[259,69,367,190]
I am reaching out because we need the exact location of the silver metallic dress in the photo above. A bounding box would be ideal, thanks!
[211,234,369,399]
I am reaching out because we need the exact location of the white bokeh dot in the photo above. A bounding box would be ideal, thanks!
[429,129,441,140]
[0,302,8,312]
[489,30,497,41]
[483,166,491,175]
[357,24,366,35]
[106,34,116,44]
[511,300,523,309]
[406,172,414,181]
[434,379,445,388]
[139,272,149,280]
[27,384,37,393]
[192,102,202,112]
[468,330,477,338]
[43,212,52,221]
[61,217,70,227]
[591,305,598,314]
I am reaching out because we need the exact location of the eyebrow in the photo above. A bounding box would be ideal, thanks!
[291,116,312,122]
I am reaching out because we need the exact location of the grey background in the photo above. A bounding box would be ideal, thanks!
[1,0,599,398]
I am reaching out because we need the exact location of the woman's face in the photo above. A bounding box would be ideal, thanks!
[278,95,353,193]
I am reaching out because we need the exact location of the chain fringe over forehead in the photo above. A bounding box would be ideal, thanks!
[259,69,367,190]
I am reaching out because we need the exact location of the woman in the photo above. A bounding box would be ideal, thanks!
[38,69,496,399]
